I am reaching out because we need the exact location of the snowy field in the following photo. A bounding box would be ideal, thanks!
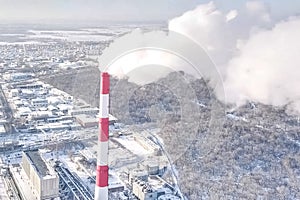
[0,176,8,200]
[114,136,150,155]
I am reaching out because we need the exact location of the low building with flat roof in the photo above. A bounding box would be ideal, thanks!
[76,114,98,128]
[69,107,99,116]
[132,176,179,200]
[21,150,59,200]
[76,114,117,128]
[0,125,6,134]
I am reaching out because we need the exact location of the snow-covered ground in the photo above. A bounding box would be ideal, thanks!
[25,29,122,42]
[226,113,248,122]
[114,136,150,155]
[0,176,8,200]
[59,154,95,192]
[25,34,113,42]
[0,41,43,45]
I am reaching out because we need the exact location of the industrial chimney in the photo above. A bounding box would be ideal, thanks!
[95,72,110,200]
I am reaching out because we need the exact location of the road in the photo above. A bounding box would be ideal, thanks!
[146,130,185,200]
[0,83,13,134]
[3,168,22,200]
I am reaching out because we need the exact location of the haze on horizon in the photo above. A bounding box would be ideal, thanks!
[0,0,300,23]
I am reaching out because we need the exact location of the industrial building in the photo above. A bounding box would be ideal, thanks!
[0,125,6,134]
[76,114,118,128]
[132,179,157,200]
[75,114,98,128]
[128,161,167,186]
[9,72,34,82]
[69,107,99,116]
[134,135,161,156]
[132,176,180,200]
[21,150,59,200]
[31,98,48,107]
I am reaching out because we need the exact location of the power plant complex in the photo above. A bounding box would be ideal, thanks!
[0,71,181,200]
[0,23,188,200]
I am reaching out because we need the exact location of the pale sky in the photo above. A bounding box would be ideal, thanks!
[0,0,299,23]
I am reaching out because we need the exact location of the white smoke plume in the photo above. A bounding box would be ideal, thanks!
[168,1,300,113]
[224,17,300,112]
[168,1,272,70]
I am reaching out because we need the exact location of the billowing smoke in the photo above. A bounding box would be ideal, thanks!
[168,1,300,113]
[168,1,272,71]
[224,17,300,112]
[101,1,300,113]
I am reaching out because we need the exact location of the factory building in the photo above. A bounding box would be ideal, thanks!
[76,114,117,128]
[9,72,34,81]
[132,176,180,200]
[0,125,6,134]
[15,82,43,90]
[132,179,158,200]
[133,135,160,156]
[129,163,167,187]
[75,114,98,128]
[31,98,48,107]
[21,150,59,200]
[69,107,99,116]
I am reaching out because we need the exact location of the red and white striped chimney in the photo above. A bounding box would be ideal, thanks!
[95,72,110,200]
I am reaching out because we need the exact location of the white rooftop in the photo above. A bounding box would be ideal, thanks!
[0,125,5,134]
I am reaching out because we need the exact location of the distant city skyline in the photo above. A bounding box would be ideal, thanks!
[0,0,299,23]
